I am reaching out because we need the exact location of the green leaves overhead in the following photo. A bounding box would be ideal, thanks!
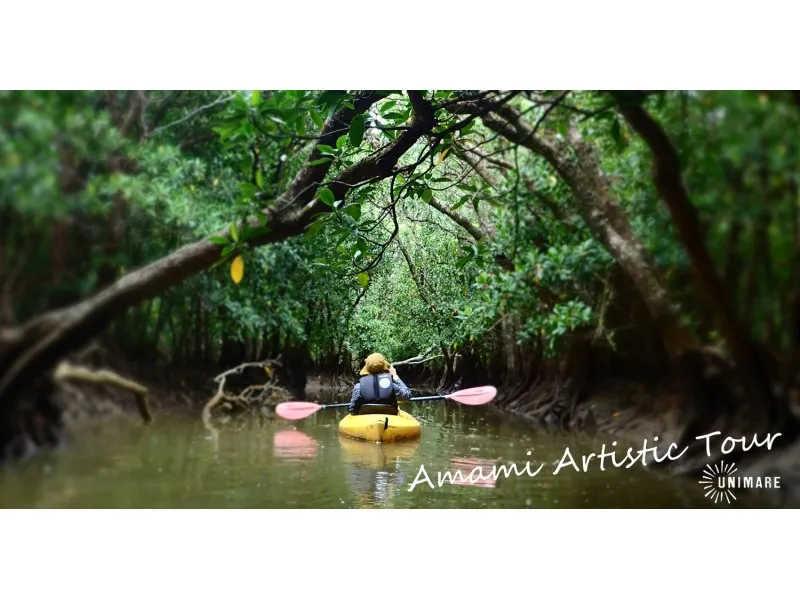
[9,89,798,383]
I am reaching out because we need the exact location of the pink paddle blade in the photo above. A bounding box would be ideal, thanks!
[448,386,497,405]
[275,401,323,420]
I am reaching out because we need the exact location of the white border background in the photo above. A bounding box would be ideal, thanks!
[2,0,798,595]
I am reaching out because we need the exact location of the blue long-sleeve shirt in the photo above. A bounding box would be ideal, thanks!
[348,376,413,414]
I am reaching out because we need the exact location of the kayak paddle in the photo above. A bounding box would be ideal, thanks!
[275,385,497,420]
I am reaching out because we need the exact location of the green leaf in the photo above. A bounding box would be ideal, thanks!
[349,115,366,146]
[212,124,238,141]
[384,112,405,121]
[358,272,369,288]
[230,222,239,242]
[250,90,262,106]
[308,157,332,166]
[609,118,626,151]
[455,255,472,269]
[336,135,348,151]
[317,90,347,110]
[335,230,351,246]
[232,93,248,112]
[421,188,433,203]
[296,114,306,137]
[310,109,324,128]
[472,195,481,211]
[306,220,325,238]
[240,182,259,198]
[239,225,264,243]
[209,236,229,246]
[342,203,362,221]
[255,169,264,189]
[452,195,471,210]
[316,144,337,156]
[318,188,335,206]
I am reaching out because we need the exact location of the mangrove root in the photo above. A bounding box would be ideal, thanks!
[53,362,152,423]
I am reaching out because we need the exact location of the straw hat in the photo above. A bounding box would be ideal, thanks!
[359,353,391,376]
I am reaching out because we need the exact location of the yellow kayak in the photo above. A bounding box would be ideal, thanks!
[338,409,421,443]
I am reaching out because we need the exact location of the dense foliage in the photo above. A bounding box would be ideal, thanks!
[3,89,800,395]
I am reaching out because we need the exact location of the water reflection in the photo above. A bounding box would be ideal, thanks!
[339,436,418,508]
[273,429,319,461]
[447,457,498,488]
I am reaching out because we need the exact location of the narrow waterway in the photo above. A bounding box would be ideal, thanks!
[0,388,772,508]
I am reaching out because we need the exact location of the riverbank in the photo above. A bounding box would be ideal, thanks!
[57,363,677,447]
[43,354,800,507]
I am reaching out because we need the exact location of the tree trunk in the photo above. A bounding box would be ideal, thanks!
[617,100,778,416]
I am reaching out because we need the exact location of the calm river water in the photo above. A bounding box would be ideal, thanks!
[0,389,776,508]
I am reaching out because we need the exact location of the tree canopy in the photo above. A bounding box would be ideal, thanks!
[3,90,800,456]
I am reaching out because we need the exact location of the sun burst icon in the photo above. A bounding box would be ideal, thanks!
[699,460,738,504]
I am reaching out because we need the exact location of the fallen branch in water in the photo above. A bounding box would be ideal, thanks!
[202,358,292,423]
[54,362,152,422]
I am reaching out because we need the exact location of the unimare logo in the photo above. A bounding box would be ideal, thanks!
[699,460,782,504]
[700,461,738,503]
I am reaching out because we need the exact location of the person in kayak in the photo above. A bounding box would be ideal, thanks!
[348,353,413,415]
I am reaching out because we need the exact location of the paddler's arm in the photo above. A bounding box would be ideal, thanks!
[348,384,361,414]
[389,366,413,399]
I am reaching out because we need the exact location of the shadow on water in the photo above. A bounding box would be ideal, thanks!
[0,387,777,508]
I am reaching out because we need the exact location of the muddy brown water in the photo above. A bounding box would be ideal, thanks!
[0,389,778,508]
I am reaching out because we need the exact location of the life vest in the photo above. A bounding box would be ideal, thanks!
[358,373,396,406]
